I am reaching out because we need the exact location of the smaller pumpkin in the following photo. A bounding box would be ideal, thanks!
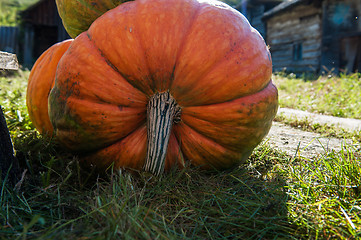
[26,39,73,135]
[56,0,131,38]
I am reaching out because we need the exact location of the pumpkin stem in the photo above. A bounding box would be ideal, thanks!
[144,91,181,175]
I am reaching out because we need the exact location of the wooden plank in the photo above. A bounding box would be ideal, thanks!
[303,50,321,59]
[0,51,19,70]
[268,23,321,42]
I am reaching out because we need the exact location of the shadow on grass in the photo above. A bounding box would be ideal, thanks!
[0,133,294,239]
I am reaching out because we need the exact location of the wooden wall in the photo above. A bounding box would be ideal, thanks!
[21,0,70,67]
[266,4,322,73]
[237,1,283,40]
[0,27,19,55]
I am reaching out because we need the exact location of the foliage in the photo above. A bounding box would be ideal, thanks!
[0,71,32,134]
[0,0,39,26]
[274,73,361,119]
[1,71,361,239]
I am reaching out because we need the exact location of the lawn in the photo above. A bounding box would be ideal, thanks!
[0,70,360,239]
[274,73,361,119]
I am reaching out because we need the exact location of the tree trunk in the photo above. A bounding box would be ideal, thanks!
[1,52,20,185]
[0,106,20,185]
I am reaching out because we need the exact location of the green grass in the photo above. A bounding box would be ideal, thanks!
[0,0,39,26]
[274,73,361,119]
[0,71,361,239]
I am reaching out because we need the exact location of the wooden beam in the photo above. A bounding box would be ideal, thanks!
[0,51,19,70]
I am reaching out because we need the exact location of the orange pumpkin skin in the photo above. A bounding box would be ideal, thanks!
[26,39,73,135]
[49,0,278,171]
[56,0,131,38]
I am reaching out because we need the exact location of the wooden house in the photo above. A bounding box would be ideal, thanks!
[263,0,361,74]
[234,0,283,38]
[20,0,70,66]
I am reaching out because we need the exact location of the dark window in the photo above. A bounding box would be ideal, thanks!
[293,43,303,61]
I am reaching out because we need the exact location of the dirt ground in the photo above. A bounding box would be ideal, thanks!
[264,108,361,159]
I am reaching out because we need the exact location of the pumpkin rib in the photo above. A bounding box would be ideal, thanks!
[54,96,146,152]
[80,124,148,170]
[129,0,203,93]
[174,120,236,156]
[170,3,272,107]
[181,115,271,152]
[60,33,147,106]
[180,78,275,109]
[178,81,278,151]
[173,46,268,107]
[171,32,251,96]
[85,28,152,98]
[182,80,277,113]
[131,1,156,93]
[177,116,269,154]
[181,82,278,132]
[165,132,185,170]
[173,122,244,169]
[168,2,202,90]
[82,125,184,171]
[86,31,148,96]
[74,32,148,102]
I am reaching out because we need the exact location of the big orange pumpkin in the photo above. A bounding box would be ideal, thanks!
[37,0,277,175]
[55,0,131,38]
[26,39,73,135]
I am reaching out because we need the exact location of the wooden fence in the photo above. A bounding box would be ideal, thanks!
[0,26,19,55]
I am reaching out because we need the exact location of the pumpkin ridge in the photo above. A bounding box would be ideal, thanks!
[181,78,274,108]
[131,1,157,93]
[174,47,269,107]
[181,114,272,152]
[78,123,147,157]
[64,96,146,148]
[168,2,202,90]
[173,123,241,169]
[181,81,278,128]
[85,32,150,97]
[174,120,243,158]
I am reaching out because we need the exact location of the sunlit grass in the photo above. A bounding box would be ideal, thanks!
[273,73,361,119]
[285,145,361,239]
